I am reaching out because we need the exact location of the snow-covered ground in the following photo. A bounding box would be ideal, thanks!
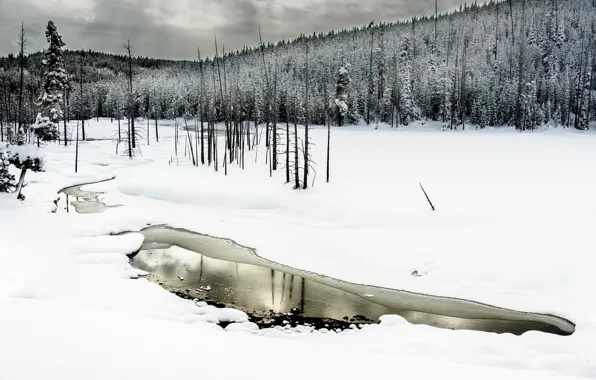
[1,118,595,379]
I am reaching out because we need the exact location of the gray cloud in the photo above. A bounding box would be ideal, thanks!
[0,0,467,60]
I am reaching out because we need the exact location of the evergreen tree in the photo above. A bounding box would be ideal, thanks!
[334,63,350,126]
[0,146,16,193]
[32,21,68,141]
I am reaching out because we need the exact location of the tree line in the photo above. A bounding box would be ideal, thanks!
[2,0,595,134]
[2,0,596,197]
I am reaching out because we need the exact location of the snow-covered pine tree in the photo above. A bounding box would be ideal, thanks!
[31,21,68,142]
[398,36,416,126]
[334,63,350,126]
[7,21,64,198]
[0,146,16,193]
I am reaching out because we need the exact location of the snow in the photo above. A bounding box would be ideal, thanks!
[379,314,409,327]
[1,118,596,379]
[1,141,46,169]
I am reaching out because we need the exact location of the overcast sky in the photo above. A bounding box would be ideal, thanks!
[0,0,467,60]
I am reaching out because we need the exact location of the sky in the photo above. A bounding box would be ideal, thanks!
[0,0,468,60]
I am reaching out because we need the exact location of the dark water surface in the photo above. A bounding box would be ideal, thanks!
[130,226,575,336]
[58,181,576,336]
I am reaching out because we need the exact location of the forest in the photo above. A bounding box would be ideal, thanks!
[1,0,595,139]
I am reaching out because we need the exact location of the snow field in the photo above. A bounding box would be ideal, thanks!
[1,118,595,379]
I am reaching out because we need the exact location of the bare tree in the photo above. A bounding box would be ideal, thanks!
[214,37,228,175]
[303,41,310,190]
[16,22,27,137]
[198,47,206,165]
[514,0,526,130]
[258,26,272,149]
[79,56,86,142]
[123,40,136,148]
[285,91,291,184]
[494,0,499,60]
[460,33,470,130]
[272,52,279,171]
[508,0,515,47]
[293,93,300,189]
[367,24,375,125]
[434,0,438,44]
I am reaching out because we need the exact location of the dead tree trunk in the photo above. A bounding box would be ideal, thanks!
[214,37,228,175]
[198,47,206,165]
[63,89,68,146]
[17,22,27,137]
[272,53,279,171]
[258,27,272,149]
[293,95,300,189]
[367,27,375,125]
[123,40,135,148]
[508,0,515,47]
[285,93,291,184]
[514,0,526,130]
[303,42,310,190]
[460,35,469,130]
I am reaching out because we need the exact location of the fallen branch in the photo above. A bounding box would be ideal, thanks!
[419,182,436,211]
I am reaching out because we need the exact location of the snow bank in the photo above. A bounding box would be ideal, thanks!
[1,297,579,380]
[3,118,596,379]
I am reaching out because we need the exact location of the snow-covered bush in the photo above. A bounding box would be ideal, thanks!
[0,146,16,193]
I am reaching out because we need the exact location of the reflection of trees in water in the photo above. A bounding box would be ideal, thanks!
[198,256,203,282]
[301,278,305,313]
[270,269,275,306]
[135,248,394,322]
[280,273,287,305]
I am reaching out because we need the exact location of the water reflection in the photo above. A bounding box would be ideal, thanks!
[130,226,575,335]
[132,246,396,323]
[57,179,576,336]
[60,180,121,214]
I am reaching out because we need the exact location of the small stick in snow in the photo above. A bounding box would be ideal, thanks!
[419,182,436,211]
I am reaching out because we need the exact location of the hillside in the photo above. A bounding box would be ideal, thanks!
[1,0,595,130]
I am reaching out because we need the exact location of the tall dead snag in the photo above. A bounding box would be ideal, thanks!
[494,0,499,60]
[76,58,84,167]
[460,33,469,130]
[222,44,232,165]
[508,0,515,46]
[123,40,135,148]
[154,97,159,143]
[211,60,219,172]
[434,0,438,44]
[184,119,196,165]
[63,88,69,146]
[367,24,375,125]
[272,52,279,171]
[198,47,206,165]
[79,56,86,142]
[514,0,526,130]
[293,93,300,189]
[146,95,150,145]
[17,22,27,138]
[214,37,228,175]
[285,91,291,184]
[258,26,271,149]
[303,41,310,190]
[326,96,331,183]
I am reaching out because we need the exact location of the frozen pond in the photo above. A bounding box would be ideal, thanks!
[132,225,575,335]
[58,178,120,213]
[59,181,577,335]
